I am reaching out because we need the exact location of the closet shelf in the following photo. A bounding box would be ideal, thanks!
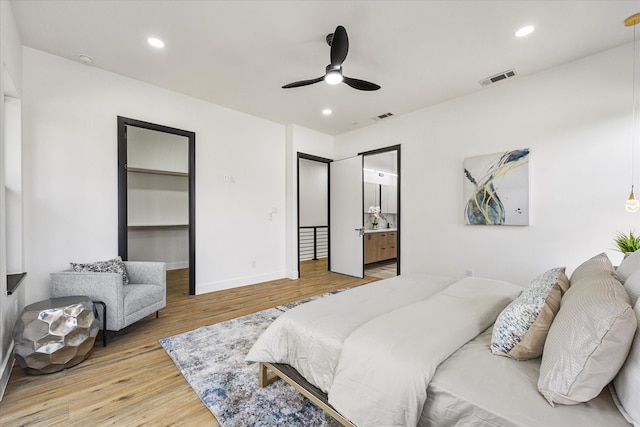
[127,167,188,177]
[128,224,189,231]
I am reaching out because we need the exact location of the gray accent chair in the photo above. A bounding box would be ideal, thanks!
[50,261,166,345]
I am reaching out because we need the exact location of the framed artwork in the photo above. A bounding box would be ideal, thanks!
[463,148,530,225]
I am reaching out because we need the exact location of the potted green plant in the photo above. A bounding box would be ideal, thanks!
[614,230,640,253]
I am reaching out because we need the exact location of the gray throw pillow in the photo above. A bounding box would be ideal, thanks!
[538,272,635,406]
[623,269,640,307]
[616,250,640,284]
[612,300,640,427]
[569,252,613,283]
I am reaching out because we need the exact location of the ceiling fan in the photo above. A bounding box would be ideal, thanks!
[282,25,381,91]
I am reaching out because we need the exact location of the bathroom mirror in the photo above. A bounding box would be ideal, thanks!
[363,182,380,213]
[363,150,398,229]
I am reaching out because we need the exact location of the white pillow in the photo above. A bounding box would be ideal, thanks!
[613,300,640,427]
[624,269,640,307]
[538,272,636,406]
[616,250,640,284]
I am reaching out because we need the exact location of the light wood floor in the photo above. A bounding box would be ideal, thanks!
[0,261,376,426]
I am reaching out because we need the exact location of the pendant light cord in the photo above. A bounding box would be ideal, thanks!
[625,14,640,212]
[634,22,637,189]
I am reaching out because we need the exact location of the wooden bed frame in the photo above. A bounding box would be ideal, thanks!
[258,362,355,427]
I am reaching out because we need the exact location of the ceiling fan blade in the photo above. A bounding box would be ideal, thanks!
[330,25,349,67]
[282,76,324,89]
[343,76,381,91]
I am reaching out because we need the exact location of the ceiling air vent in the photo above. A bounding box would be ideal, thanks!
[372,112,394,121]
[479,69,517,87]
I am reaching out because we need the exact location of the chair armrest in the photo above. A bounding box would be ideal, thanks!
[124,261,166,287]
[50,271,125,321]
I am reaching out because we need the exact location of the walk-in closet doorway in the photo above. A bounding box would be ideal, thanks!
[117,117,196,295]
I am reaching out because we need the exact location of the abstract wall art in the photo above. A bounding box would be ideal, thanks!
[463,148,530,225]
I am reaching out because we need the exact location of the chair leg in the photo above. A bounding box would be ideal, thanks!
[156,311,159,319]
[92,300,107,347]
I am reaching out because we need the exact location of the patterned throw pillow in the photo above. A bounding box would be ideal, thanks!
[70,256,129,285]
[491,267,569,361]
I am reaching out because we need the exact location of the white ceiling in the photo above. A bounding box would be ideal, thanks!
[9,0,640,136]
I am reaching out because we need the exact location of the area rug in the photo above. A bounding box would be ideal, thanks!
[159,293,343,427]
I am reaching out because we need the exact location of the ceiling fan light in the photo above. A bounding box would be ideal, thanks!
[325,70,343,85]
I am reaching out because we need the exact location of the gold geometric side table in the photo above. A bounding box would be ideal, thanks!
[13,296,99,375]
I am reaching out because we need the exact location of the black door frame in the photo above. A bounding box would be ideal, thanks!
[358,144,401,276]
[297,152,332,276]
[117,116,196,295]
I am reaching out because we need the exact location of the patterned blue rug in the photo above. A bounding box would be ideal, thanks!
[159,293,343,427]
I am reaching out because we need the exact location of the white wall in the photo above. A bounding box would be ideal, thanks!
[128,228,189,270]
[4,96,22,274]
[335,43,636,286]
[22,47,287,300]
[299,158,328,227]
[126,127,189,173]
[126,128,190,269]
[1,0,24,400]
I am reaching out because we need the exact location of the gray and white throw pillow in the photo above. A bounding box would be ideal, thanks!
[491,267,569,361]
[70,256,129,285]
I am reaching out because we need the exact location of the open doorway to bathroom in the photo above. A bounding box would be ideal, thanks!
[297,153,331,277]
[362,146,400,279]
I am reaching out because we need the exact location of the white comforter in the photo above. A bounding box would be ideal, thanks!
[328,277,522,426]
[246,274,522,427]
[246,274,457,392]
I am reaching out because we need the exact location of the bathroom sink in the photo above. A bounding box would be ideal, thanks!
[364,228,397,233]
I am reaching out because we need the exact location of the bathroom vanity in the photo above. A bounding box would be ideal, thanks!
[364,229,397,264]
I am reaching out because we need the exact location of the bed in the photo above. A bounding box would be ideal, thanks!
[246,253,640,427]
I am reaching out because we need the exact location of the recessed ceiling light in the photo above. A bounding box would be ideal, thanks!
[78,54,93,65]
[515,25,535,38]
[147,37,165,48]
[322,109,332,115]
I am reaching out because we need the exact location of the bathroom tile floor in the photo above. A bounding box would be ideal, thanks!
[365,259,397,279]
